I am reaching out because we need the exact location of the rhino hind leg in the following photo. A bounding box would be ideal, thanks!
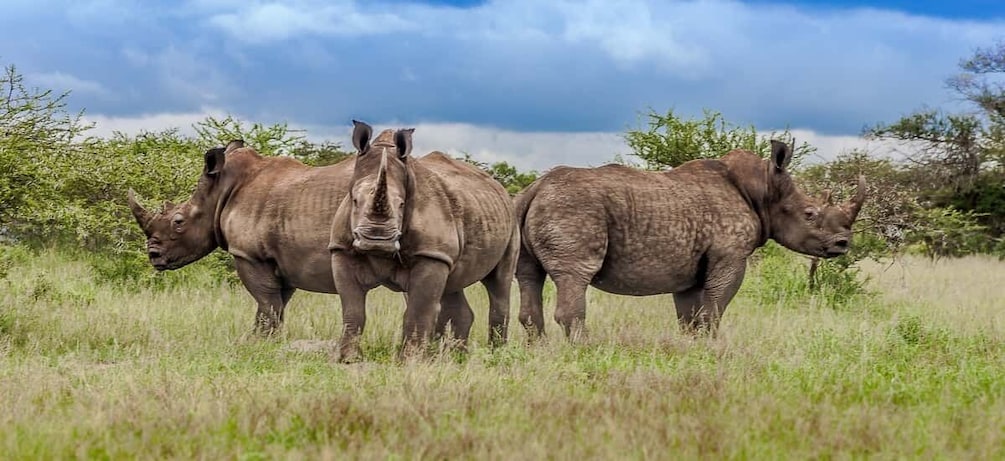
[552,276,591,342]
[516,244,547,339]
[482,226,519,347]
[436,291,474,349]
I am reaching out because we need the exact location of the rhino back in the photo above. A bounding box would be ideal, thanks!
[411,152,515,291]
[221,157,354,293]
[525,163,761,295]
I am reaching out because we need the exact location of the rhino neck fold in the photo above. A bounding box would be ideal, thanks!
[212,176,239,252]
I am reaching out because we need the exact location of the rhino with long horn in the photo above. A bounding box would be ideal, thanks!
[329,120,520,362]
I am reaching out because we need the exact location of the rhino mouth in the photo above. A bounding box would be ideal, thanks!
[352,229,402,253]
[821,237,850,258]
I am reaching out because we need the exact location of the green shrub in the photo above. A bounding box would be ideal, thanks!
[746,241,872,310]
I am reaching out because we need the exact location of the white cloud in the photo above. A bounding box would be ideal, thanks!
[28,71,108,96]
[81,107,227,138]
[207,1,417,44]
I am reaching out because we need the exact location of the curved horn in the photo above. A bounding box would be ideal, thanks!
[847,175,867,220]
[371,148,391,216]
[821,189,834,206]
[127,188,153,230]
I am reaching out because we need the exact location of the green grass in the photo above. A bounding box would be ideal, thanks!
[1,248,1003,459]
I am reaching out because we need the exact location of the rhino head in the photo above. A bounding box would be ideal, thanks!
[127,140,245,270]
[724,140,866,259]
[347,120,414,254]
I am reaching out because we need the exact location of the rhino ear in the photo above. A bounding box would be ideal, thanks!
[204,147,227,177]
[770,140,792,172]
[395,128,414,159]
[224,139,245,153]
[352,120,373,154]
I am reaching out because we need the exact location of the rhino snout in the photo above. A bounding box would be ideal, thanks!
[352,227,402,253]
[823,236,850,258]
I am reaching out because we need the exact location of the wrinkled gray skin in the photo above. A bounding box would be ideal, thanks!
[329,121,519,362]
[128,140,366,334]
[515,141,867,339]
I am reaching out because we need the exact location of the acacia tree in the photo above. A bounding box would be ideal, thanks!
[457,153,539,195]
[623,108,815,170]
[867,40,1005,243]
[0,64,90,239]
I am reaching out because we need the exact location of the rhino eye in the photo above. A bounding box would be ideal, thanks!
[171,213,185,231]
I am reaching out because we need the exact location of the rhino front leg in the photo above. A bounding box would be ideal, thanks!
[672,286,706,334]
[702,260,746,334]
[675,258,746,336]
[436,291,474,349]
[400,258,449,360]
[234,258,290,336]
[332,252,368,363]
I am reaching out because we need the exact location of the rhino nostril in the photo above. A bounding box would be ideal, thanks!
[834,239,849,248]
[149,251,161,259]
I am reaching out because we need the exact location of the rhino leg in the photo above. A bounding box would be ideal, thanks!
[674,258,746,335]
[516,243,547,340]
[436,291,474,349]
[235,258,290,336]
[552,276,591,342]
[701,260,746,334]
[482,226,518,347]
[672,287,707,333]
[400,258,449,361]
[332,252,369,363]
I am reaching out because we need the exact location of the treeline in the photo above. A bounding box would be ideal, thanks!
[1,41,1003,290]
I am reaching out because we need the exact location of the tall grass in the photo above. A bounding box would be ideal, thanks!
[1,247,1003,459]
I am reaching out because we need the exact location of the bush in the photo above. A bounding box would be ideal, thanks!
[747,242,873,310]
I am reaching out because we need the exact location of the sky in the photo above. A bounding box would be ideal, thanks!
[3,0,1004,171]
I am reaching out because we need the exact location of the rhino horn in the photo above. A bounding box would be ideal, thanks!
[371,148,391,216]
[846,175,867,220]
[127,188,153,230]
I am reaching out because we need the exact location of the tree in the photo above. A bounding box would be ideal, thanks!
[0,63,90,240]
[624,108,815,170]
[457,153,538,195]
[866,40,1005,241]
[193,115,305,156]
[288,139,352,167]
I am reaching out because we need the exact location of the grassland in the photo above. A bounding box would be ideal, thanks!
[1,248,1003,459]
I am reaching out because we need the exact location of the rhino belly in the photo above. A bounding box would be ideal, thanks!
[590,252,698,296]
[276,250,337,293]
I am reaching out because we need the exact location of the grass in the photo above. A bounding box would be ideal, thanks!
[1,248,1003,459]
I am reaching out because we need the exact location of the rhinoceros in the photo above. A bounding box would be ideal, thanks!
[515,140,866,339]
[328,121,519,362]
[128,140,365,334]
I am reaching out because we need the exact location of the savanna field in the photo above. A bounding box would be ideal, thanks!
[1,246,1002,459]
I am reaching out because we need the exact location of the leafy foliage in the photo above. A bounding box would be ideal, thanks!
[866,41,1005,247]
[457,153,539,195]
[0,64,90,235]
[624,108,815,170]
[908,207,992,260]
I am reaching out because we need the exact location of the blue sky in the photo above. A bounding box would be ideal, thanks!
[2,0,1003,169]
